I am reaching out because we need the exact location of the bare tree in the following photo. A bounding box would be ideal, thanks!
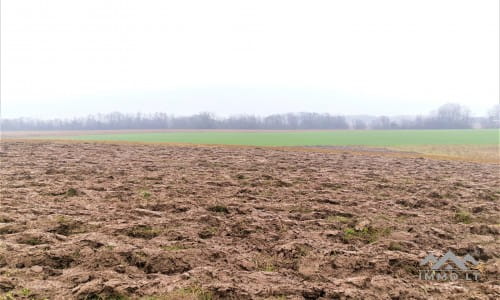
[481,104,500,128]
[352,119,367,130]
[0,103,485,131]
[371,116,392,129]
[430,103,471,129]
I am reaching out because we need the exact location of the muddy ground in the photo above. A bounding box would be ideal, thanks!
[0,141,498,299]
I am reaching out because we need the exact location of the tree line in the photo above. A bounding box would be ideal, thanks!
[2,103,499,131]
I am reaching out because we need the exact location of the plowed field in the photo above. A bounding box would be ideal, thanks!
[0,141,498,299]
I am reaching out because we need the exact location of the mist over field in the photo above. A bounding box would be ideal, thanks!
[2,103,499,131]
[1,0,499,120]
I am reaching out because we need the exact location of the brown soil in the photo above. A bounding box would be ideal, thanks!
[0,141,499,299]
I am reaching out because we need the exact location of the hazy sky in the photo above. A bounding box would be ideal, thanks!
[1,0,499,118]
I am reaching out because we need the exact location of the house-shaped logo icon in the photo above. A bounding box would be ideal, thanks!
[420,250,478,271]
[419,250,481,281]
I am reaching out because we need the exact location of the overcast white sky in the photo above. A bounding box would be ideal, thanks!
[1,0,499,118]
